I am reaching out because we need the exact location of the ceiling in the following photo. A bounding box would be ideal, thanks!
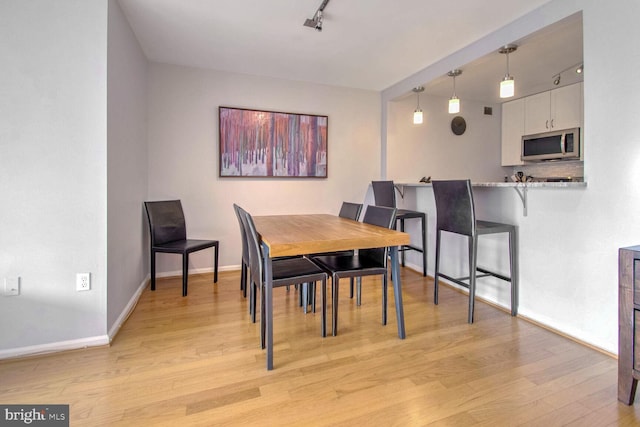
[421,13,583,105]
[117,0,582,103]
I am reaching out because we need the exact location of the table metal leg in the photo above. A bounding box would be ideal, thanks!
[389,246,406,339]
[262,243,274,370]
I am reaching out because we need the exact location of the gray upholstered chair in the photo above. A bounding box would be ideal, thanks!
[371,181,427,276]
[238,206,329,342]
[431,180,518,323]
[144,200,219,296]
[311,205,398,336]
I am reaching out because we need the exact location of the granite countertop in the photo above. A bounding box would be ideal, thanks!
[397,181,587,188]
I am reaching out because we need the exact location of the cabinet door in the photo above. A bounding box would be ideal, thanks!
[551,82,583,130]
[501,98,525,166]
[524,91,551,135]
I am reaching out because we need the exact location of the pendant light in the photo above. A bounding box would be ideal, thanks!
[499,44,517,98]
[447,69,462,114]
[412,86,424,124]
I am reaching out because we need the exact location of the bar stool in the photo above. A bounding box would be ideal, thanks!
[371,181,427,276]
[432,180,518,323]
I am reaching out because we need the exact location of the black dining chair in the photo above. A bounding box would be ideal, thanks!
[233,204,250,298]
[371,181,427,276]
[431,180,518,323]
[234,204,306,316]
[144,200,219,297]
[302,201,363,309]
[338,201,363,223]
[238,206,329,344]
[311,205,397,336]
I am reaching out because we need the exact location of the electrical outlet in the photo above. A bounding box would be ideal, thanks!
[3,277,20,296]
[76,273,90,291]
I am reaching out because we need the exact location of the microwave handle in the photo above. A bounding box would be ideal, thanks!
[560,133,566,154]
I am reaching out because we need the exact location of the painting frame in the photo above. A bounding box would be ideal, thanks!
[218,106,328,178]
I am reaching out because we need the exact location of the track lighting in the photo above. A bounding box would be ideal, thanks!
[304,0,330,32]
[447,69,462,114]
[499,44,518,98]
[412,86,424,124]
[551,63,584,85]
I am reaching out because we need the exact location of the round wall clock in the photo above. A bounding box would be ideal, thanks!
[451,116,466,135]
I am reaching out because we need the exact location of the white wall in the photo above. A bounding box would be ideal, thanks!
[387,95,504,182]
[107,0,149,332]
[147,64,381,273]
[380,0,640,354]
[0,1,109,352]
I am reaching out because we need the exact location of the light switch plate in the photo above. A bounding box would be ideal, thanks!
[3,277,20,296]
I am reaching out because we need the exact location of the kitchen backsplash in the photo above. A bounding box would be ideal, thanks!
[508,160,584,181]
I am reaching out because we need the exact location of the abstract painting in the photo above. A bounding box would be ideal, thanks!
[219,106,328,178]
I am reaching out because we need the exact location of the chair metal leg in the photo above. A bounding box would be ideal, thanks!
[250,279,257,323]
[332,275,339,336]
[356,277,362,306]
[399,218,406,267]
[150,250,157,291]
[421,215,427,276]
[321,279,327,337]
[213,242,219,283]
[182,253,189,297]
[260,283,266,350]
[241,262,247,296]
[382,274,388,325]
[509,228,519,316]
[434,230,441,305]
[468,236,478,324]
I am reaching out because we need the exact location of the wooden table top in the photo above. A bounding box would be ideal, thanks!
[253,214,410,258]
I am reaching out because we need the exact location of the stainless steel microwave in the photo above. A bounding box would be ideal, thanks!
[521,127,580,161]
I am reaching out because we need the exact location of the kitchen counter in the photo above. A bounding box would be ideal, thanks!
[393,180,587,218]
[397,181,587,188]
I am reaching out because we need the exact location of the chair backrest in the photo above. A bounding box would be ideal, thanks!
[233,204,249,264]
[338,201,363,221]
[431,180,476,237]
[371,181,397,208]
[360,205,397,263]
[238,208,263,286]
[144,200,187,245]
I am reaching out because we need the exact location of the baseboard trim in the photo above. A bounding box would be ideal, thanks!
[155,264,239,279]
[0,335,110,360]
[0,268,241,361]
[436,280,616,359]
[107,275,149,343]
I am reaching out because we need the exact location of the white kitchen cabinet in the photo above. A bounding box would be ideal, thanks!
[501,98,525,166]
[524,82,583,135]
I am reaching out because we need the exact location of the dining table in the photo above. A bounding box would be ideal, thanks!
[252,213,411,370]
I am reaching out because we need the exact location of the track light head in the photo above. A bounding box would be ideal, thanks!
[304,0,330,32]
[553,75,561,85]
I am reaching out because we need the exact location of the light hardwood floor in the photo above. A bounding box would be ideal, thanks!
[1,269,639,426]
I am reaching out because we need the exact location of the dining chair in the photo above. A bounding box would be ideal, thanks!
[239,207,330,343]
[311,205,397,336]
[371,181,427,276]
[431,179,518,323]
[233,204,250,298]
[302,201,363,308]
[235,204,310,317]
[338,201,363,222]
[144,200,219,297]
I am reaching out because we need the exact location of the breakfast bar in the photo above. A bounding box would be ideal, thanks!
[369,180,589,330]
